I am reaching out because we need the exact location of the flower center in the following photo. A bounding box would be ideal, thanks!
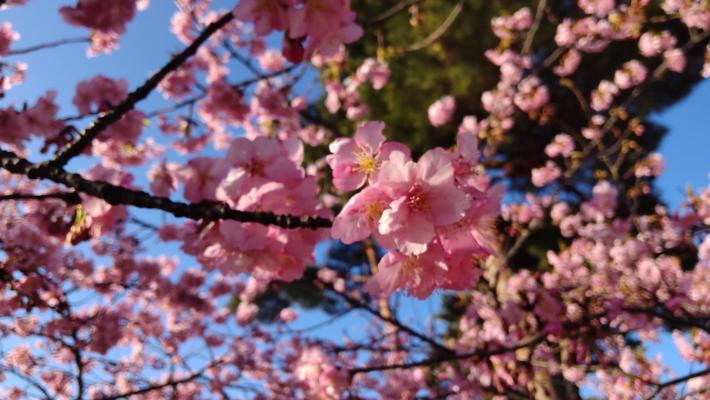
[248,160,265,176]
[364,201,385,222]
[354,150,377,174]
[406,183,430,212]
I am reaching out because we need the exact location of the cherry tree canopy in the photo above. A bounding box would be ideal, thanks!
[0,0,710,399]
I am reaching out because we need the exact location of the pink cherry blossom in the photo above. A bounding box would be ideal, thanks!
[582,126,602,140]
[545,133,575,158]
[428,95,456,127]
[635,153,665,177]
[198,79,249,129]
[554,49,582,76]
[60,0,138,34]
[614,60,647,90]
[331,186,393,246]
[578,0,615,17]
[491,7,532,40]
[438,184,504,256]
[365,244,446,299]
[514,76,549,112]
[158,62,196,100]
[356,58,390,90]
[257,49,286,72]
[377,149,469,255]
[284,0,363,58]
[73,75,128,114]
[638,31,677,57]
[326,121,408,193]
[232,0,291,36]
[177,157,228,203]
[288,0,353,41]
[664,48,686,72]
[1,2,710,398]
[171,8,195,44]
[0,22,19,55]
[217,136,303,203]
[148,160,178,197]
[591,80,619,111]
[531,161,561,187]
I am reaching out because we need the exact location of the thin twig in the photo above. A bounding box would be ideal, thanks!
[396,0,464,53]
[318,279,453,355]
[522,0,547,55]
[349,334,545,376]
[99,361,222,400]
[643,368,710,400]
[5,36,90,56]
[365,0,426,27]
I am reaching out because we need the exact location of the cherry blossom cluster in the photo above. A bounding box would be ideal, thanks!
[329,121,502,298]
[0,91,62,150]
[322,56,391,120]
[60,0,150,56]
[145,134,331,284]
[471,0,710,193]
[233,0,363,62]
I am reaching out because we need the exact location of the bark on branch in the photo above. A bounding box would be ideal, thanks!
[0,191,81,204]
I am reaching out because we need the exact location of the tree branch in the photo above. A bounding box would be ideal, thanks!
[36,11,235,171]
[349,334,545,376]
[643,367,710,400]
[365,0,426,27]
[396,0,464,53]
[0,191,81,204]
[5,36,90,56]
[99,362,219,400]
[522,0,547,55]
[0,364,53,400]
[70,331,85,400]
[0,147,332,229]
[318,279,454,355]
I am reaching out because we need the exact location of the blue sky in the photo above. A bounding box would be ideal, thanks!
[654,78,710,208]
[2,0,710,393]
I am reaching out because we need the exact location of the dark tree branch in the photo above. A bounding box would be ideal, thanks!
[622,306,710,332]
[522,0,547,55]
[70,331,85,400]
[0,191,81,204]
[5,36,90,56]
[0,364,53,400]
[318,279,454,355]
[36,11,236,171]
[643,367,710,400]
[0,148,332,229]
[99,362,219,400]
[349,334,545,376]
[223,40,262,77]
[395,0,464,53]
[365,0,426,27]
